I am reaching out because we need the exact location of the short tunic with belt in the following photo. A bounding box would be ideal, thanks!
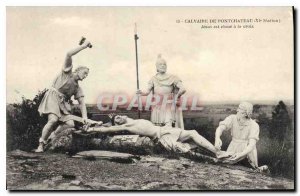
[219,114,260,167]
[38,65,84,118]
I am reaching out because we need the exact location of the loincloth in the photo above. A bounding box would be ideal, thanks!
[153,126,191,153]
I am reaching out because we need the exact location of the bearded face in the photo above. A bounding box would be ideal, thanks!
[237,102,253,119]
[237,107,247,119]
[156,62,167,73]
[114,115,127,125]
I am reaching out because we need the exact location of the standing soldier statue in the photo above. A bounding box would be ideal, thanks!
[137,54,186,128]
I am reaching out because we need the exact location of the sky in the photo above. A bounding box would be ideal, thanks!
[6,7,294,104]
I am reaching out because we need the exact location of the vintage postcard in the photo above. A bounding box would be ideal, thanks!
[6,6,294,190]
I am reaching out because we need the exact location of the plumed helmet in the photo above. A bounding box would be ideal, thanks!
[156,54,167,69]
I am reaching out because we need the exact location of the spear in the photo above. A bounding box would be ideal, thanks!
[134,23,141,119]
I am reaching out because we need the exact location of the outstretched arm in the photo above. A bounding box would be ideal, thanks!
[88,125,130,133]
[63,41,91,71]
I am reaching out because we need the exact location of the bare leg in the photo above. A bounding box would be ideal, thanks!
[35,114,58,152]
[48,120,75,141]
[40,114,59,142]
[179,130,218,154]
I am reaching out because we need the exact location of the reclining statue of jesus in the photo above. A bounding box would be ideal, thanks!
[87,115,225,158]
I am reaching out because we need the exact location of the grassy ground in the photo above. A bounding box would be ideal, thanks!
[7,150,294,190]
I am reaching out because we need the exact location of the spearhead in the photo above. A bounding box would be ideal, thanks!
[134,23,139,40]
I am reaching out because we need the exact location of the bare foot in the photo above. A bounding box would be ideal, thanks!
[257,165,270,173]
[216,150,232,159]
[34,143,44,153]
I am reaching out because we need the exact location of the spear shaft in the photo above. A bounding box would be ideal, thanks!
[134,23,141,119]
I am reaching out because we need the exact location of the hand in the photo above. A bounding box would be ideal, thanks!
[136,90,142,95]
[175,98,181,107]
[229,152,244,161]
[96,121,103,126]
[216,150,232,159]
[82,124,90,132]
[214,137,222,150]
[87,127,94,132]
[83,118,91,125]
[83,41,91,48]
[83,117,88,124]
[108,113,116,119]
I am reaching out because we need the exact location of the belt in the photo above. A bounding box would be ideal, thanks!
[50,87,65,96]
[50,87,70,103]
[232,138,247,143]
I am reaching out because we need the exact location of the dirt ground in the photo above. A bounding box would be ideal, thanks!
[6,150,294,190]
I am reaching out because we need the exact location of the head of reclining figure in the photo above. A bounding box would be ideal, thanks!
[113,115,128,125]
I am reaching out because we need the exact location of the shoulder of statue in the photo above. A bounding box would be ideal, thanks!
[150,75,157,80]
[69,72,76,79]
[229,114,237,120]
[152,74,162,81]
[155,73,172,80]
[170,74,181,81]
[250,119,259,128]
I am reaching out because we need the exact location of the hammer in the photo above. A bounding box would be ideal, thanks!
[79,36,92,48]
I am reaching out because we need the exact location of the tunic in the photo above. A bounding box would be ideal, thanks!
[38,64,84,119]
[147,74,184,128]
[219,114,260,167]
